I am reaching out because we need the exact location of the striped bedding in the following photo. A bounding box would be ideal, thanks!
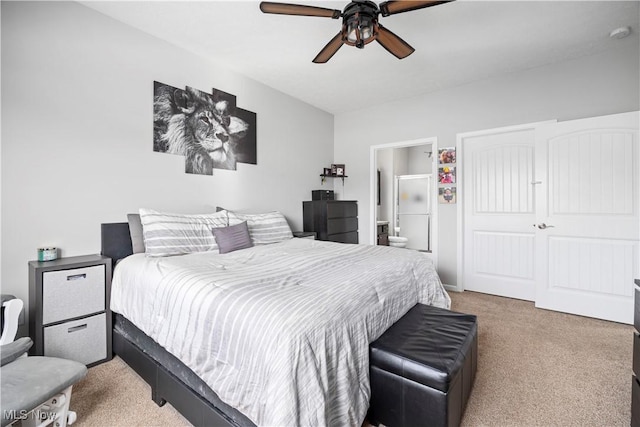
[110,238,450,426]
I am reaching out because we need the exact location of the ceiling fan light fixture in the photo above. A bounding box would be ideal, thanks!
[342,3,379,49]
[345,16,377,47]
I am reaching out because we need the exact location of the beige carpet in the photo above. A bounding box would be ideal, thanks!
[451,291,633,427]
[71,354,189,426]
[69,291,633,426]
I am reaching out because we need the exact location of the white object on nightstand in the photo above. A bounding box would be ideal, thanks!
[0,297,23,345]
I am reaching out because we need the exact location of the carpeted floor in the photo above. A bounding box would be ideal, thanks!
[452,291,632,427]
[69,291,633,426]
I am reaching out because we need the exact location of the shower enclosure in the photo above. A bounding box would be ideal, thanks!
[394,174,432,252]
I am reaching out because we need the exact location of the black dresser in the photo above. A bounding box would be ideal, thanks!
[303,200,358,244]
[633,278,640,427]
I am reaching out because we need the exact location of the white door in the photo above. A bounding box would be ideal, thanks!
[461,125,544,301]
[534,111,639,324]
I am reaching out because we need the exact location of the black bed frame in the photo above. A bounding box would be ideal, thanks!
[100,223,251,427]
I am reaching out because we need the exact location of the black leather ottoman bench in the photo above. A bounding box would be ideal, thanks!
[369,304,478,427]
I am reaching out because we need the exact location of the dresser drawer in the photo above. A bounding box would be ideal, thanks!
[327,217,358,235]
[328,231,359,244]
[44,313,107,365]
[42,265,105,324]
[327,202,357,219]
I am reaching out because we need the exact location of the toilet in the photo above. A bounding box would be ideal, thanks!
[388,236,408,248]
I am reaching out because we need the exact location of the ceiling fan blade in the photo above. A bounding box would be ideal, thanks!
[312,32,344,63]
[259,2,341,19]
[376,25,414,59]
[379,0,451,17]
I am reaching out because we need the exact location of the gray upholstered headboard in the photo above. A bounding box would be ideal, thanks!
[101,222,133,267]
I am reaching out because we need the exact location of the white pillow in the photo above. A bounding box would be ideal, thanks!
[139,208,229,257]
[227,211,293,245]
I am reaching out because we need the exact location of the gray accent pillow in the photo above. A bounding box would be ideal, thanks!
[212,221,253,254]
[127,213,145,254]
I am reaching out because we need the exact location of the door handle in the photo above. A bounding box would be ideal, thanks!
[533,223,555,229]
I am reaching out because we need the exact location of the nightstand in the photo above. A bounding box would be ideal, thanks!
[29,254,112,367]
[293,231,317,239]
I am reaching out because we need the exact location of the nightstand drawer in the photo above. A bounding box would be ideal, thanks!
[42,265,105,324]
[44,313,107,365]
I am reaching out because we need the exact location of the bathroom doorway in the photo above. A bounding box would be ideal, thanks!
[395,174,433,251]
[369,137,438,262]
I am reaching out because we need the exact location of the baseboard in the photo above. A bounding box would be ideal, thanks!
[444,284,461,292]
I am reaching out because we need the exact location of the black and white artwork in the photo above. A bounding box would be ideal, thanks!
[153,81,257,175]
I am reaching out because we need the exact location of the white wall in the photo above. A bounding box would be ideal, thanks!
[375,148,393,223]
[393,147,409,176]
[407,145,432,175]
[334,43,640,286]
[1,1,334,324]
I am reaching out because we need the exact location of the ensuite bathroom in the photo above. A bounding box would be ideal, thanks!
[376,143,433,252]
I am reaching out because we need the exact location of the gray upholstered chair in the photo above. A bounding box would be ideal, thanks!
[0,296,87,427]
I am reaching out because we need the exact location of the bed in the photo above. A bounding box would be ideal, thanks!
[101,215,450,427]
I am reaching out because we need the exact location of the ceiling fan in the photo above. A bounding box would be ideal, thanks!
[259,0,452,63]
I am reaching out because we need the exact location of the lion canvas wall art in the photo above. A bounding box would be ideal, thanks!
[153,81,257,175]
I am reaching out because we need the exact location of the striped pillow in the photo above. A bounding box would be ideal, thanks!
[227,211,293,245]
[139,208,229,257]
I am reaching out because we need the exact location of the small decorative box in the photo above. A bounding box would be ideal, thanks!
[37,247,58,262]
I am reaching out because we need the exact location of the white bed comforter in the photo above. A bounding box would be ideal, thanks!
[111,238,450,427]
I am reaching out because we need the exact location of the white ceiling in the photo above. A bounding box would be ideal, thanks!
[82,1,639,114]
